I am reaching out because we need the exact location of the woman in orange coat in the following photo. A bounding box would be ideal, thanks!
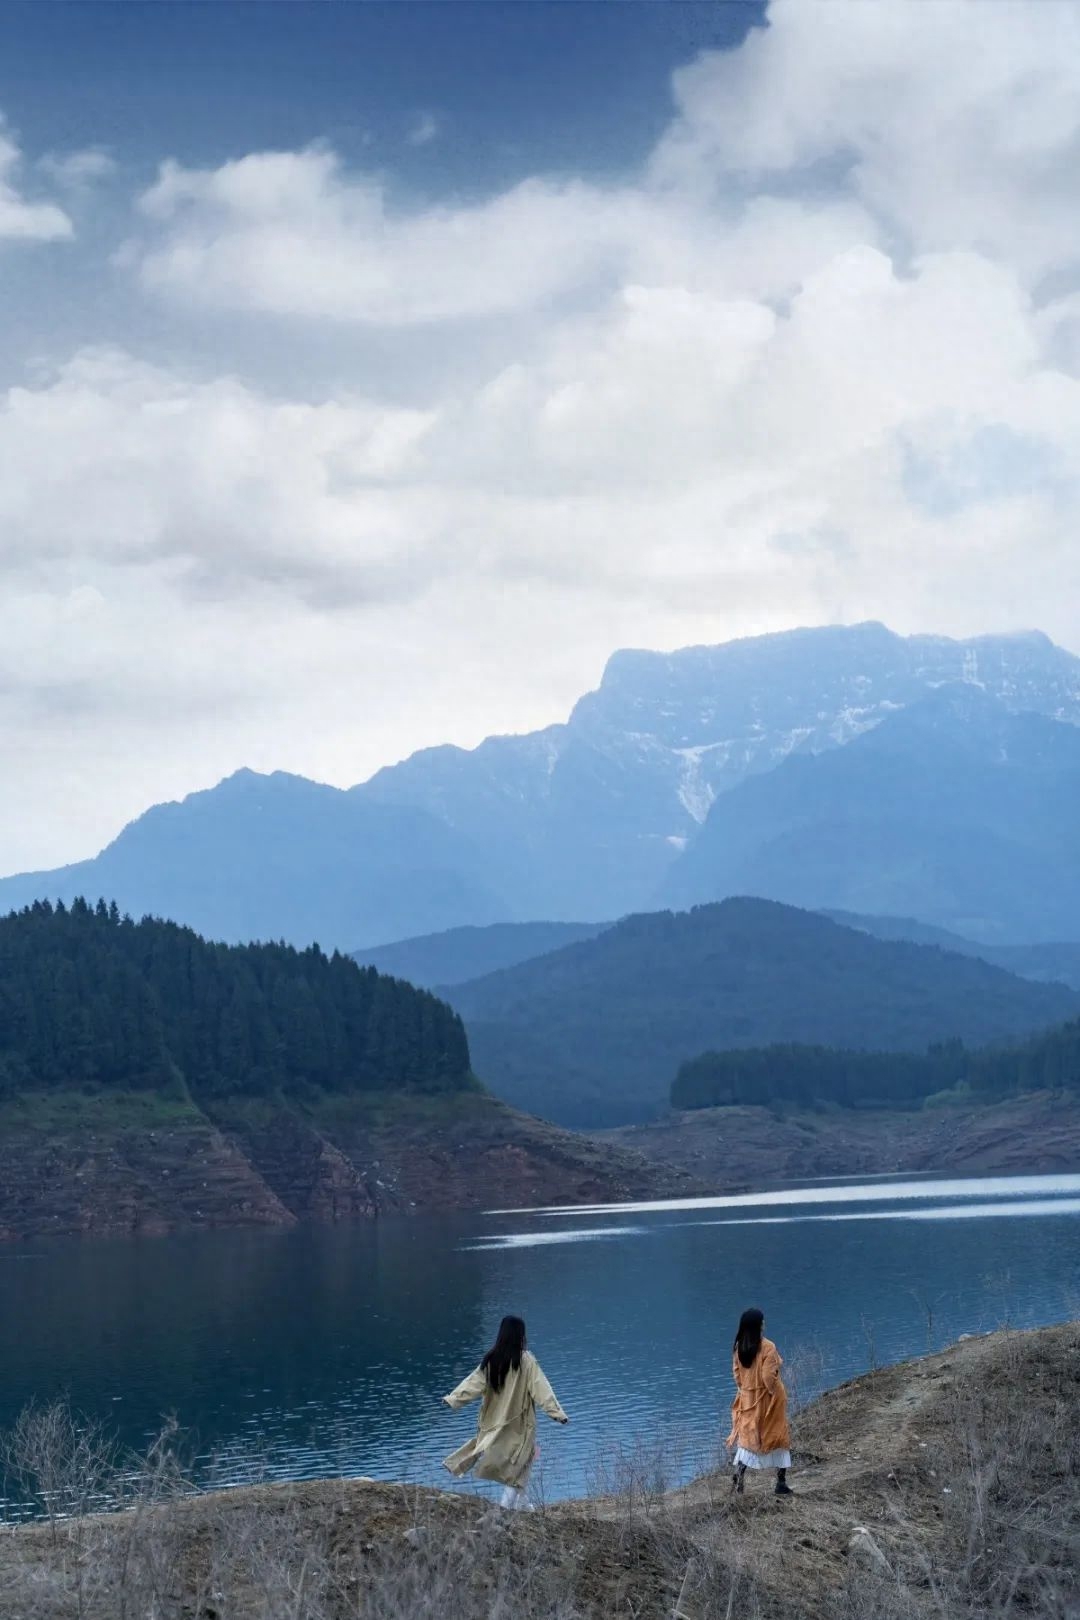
[727,1307,793,1496]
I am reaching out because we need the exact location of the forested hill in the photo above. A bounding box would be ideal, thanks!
[0,900,472,1100]
[671,1023,1080,1112]
[447,899,1080,1126]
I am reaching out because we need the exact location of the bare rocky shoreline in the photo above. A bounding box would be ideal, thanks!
[1,1087,1077,1242]
[600,1089,1080,1188]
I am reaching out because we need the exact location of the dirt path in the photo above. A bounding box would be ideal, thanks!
[568,1323,1080,1616]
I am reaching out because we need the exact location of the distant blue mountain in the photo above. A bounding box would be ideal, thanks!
[823,911,1080,991]
[0,770,507,949]
[664,685,1080,943]
[353,920,608,989]
[3,623,1079,950]
[361,623,1080,922]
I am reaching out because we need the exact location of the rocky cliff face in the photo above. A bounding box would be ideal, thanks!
[0,1112,292,1241]
[0,1092,693,1242]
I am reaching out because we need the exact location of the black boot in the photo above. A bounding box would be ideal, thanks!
[732,1462,747,1494]
[774,1468,793,1497]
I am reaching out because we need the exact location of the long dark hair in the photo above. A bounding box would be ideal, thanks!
[480,1315,527,1392]
[734,1308,764,1368]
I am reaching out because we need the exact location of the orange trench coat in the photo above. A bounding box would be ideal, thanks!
[727,1337,791,1456]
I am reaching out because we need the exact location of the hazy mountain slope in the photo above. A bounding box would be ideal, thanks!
[5,623,1080,948]
[353,920,609,989]
[0,771,508,950]
[447,898,1078,1126]
[825,911,1080,990]
[361,623,1080,920]
[663,687,1080,943]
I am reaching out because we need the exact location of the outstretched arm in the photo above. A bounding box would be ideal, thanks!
[443,1367,487,1409]
[529,1359,569,1424]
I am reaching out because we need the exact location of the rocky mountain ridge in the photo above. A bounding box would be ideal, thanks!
[664,684,1080,941]
[2,622,1079,948]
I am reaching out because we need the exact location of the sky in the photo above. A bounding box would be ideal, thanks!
[3,0,1080,874]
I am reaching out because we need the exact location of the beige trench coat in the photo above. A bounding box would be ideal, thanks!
[443,1351,568,1487]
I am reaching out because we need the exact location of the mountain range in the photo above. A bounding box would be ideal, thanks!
[3,622,1080,949]
[362,621,1080,927]
[351,908,1080,999]
[0,904,691,1239]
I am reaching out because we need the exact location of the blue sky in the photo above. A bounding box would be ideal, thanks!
[0,3,760,386]
[1,0,1079,873]
[2,3,760,185]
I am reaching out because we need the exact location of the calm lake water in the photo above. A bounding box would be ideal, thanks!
[1,1172,1078,1510]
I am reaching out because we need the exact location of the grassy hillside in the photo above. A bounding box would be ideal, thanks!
[447,899,1078,1125]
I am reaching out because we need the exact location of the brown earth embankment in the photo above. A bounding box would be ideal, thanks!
[600,1090,1080,1189]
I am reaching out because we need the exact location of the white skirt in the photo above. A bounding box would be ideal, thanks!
[735,1446,791,1470]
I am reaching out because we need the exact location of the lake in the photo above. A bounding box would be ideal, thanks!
[1,1172,1078,1511]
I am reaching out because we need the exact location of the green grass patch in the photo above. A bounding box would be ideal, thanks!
[0,1089,207,1136]
[300,1082,492,1132]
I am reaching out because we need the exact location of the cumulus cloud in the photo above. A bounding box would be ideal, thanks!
[0,348,438,603]
[651,0,1080,283]
[5,0,1080,871]
[124,1,1080,321]
[128,147,647,323]
[0,120,73,241]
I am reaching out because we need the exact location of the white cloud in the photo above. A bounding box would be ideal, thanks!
[0,348,437,602]
[5,0,1080,872]
[651,0,1080,284]
[0,121,73,242]
[123,1,1080,325]
[129,147,648,323]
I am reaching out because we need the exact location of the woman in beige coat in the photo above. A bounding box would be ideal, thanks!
[443,1315,568,1509]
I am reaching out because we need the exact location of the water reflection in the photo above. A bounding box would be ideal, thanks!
[507,1171,1080,1218]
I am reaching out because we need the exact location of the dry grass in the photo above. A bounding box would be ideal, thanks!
[1,1323,1077,1619]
